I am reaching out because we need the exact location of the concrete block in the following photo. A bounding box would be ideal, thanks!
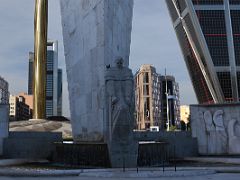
[0,104,9,155]
[3,132,62,159]
[191,103,240,155]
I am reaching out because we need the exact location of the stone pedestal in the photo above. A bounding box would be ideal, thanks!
[60,0,134,142]
[0,104,9,155]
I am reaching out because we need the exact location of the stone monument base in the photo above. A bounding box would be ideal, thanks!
[3,131,62,159]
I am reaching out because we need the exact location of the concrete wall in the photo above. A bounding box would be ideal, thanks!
[3,132,62,159]
[60,0,134,142]
[0,104,9,155]
[134,131,198,158]
[191,103,240,155]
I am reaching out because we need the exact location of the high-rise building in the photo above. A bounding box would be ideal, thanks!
[57,69,62,116]
[9,95,30,121]
[28,52,34,95]
[166,0,240,104]
[161,75,180,129]
[180,105,190,126]
[135,65,162,130]
[28,40,62,117]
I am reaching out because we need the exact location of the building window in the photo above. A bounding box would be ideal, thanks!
[217,72,232,101]
[192,0,223,5]
[143,73,149,83]
[143,85,149,95]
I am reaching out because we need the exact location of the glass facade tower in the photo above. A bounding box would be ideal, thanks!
[57,69,62,116]
[28,40,62,117]
[166,0,240,104]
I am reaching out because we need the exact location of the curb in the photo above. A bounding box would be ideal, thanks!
[0,169,81,177]
[79,170,217,178]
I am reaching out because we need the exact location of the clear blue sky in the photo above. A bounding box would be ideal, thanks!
[0,0,197,117]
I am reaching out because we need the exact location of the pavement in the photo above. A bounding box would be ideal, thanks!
[183,157,240,165]
[0,158,239,179]
[0,170,239,180]
[0,167,222,178]
[0,159,48,167]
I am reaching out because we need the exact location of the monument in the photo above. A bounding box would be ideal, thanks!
[60,0,134,141]
[60,0,136,167]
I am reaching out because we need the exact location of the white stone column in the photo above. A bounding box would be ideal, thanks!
[0,104,9,155]
[60,0,134,142]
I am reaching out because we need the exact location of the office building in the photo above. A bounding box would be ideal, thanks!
[28,40,62,117]
[18,92,33,118]
[161,75,180,129]
[28,52,34,95]
[135,65,162,130]
[57,69,62,116]
[166,0,240,104]
[9,95,30,121]
[180,105,190,128]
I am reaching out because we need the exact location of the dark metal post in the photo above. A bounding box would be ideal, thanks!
[174,132,177,171]
[162,145,165,172]
[137,143,139,173]
[174,144,176,171]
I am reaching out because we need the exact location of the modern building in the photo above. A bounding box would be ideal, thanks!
[135,65,162,130]
[57,69,63,116]
[0,76,9,105]
[166,0,240,104]
[18,92,33,118]
[161,75,180,130]
[180,105,190,126]
[28,40,62,117]
[9,95,30,121]
[28,52,34,95]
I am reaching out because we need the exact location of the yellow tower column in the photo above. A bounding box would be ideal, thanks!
[33,0,48,119]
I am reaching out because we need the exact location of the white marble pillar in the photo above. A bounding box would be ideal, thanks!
[60,0,134,142]
[0,104,9,155]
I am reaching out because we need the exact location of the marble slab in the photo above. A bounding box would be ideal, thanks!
[191,103,240,155]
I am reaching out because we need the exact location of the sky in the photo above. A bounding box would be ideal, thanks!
[0,0,197,117]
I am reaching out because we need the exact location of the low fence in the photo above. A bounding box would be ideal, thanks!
[54,143,111,168]
[53,141,171,168]
[137,142,169,167]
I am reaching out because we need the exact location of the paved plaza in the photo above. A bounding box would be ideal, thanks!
[0,166,239,180]
[0,158,240,179]
[0,172,238,180]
